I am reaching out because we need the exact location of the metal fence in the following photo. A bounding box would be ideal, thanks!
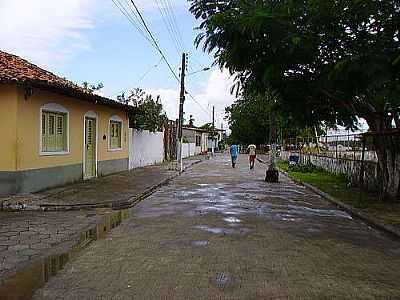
[283,133,377,162]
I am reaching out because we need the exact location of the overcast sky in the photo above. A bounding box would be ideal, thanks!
[0,0,235,128]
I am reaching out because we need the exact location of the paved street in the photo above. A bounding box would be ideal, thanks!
[33,154,400,299]
[0,158,200,291]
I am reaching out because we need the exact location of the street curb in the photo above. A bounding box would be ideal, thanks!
[0,159,204,299]
[39,159,203,211]
[278,168,400,240]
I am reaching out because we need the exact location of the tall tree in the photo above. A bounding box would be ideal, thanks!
[118,88,167,132]
[190,0,400,199]
[225,91,271,145]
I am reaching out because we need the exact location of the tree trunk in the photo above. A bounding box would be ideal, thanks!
[366,116,400,200]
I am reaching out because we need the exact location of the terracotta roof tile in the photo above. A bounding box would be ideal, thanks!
[0,50,134,112]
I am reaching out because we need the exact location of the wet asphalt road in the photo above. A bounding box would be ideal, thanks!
[33,154,400,299]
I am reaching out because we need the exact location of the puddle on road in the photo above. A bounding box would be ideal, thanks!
[191,240,209,246]
[223,216,242,223]
[213,272,235,290]
[194,225,252,235]
[195,225,230,234]
[0,209,130,300]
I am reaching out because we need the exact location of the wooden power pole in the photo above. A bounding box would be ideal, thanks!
[177,53,186,171]
[212,106,215,156]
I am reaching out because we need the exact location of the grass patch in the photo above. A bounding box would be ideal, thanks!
[277,160,400,226]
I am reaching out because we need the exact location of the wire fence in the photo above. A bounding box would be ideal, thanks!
[283,133,377,162]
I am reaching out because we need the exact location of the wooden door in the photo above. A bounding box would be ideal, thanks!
[85,117,96,178]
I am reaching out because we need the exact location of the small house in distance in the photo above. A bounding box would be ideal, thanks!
[182,126,209,156]
[0,50,134,195]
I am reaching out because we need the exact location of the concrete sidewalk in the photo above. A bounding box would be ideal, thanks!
[1,157,202,211]
[0,157,203,294]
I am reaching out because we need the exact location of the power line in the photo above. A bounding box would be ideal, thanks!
[136,56,164,84]
[127,0,180,83]
[111,0,154,46]
[163,0,185,51]
[112,0,212,120]
[187,91,213,118]
[154,0,182,55]
[111,56,163,98]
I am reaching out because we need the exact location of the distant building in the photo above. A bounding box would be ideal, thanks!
[182,127,208,155]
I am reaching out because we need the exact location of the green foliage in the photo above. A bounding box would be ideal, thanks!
[118,88,167,132]
[289,163,317,173]
[276,160,380,209]
[190,0,400,130]
[199,123,213,130]
[225,91,272,145]
[190,0,400,198]
[225,89,314,144]
[82,82,104,93]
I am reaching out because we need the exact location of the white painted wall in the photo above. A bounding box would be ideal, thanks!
[201,133,208,153]
[129,128,164,169]
[182,143,196,158]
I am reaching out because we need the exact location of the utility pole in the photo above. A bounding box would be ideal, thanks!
[211,106,215,156]
[265,111,279,182]
[176,53,186,172]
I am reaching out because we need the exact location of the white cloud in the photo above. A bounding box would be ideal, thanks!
[0,0,188,70]
[148,68,235,129]
[0,0,95,69]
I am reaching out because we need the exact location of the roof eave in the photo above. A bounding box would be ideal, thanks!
[1,80,136,113]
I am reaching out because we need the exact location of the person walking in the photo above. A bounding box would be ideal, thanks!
[247,144,257,169]
[229,144,238,168]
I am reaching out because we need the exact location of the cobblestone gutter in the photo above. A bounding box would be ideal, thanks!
[0,159,203,300]
[0,209,130,300]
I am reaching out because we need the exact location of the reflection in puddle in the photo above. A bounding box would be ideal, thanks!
[195,225,230,234]
[0,209,130,300]
[191,240,209,246]
[194,225,251,235]
[214,272,235,289]
[223,216,242,223]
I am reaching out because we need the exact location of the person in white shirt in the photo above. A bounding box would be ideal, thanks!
[247,144,256,169]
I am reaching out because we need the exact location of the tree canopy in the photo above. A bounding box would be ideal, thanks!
[118,88,167,132]
[190,0,399,129]
[190,0,400,198]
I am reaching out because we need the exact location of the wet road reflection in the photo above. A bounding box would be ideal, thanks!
[32,154,400,300]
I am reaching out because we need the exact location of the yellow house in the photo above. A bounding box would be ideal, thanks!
[0,51,134,195]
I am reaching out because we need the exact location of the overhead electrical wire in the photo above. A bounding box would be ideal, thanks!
[154,0,182,55]
[187,91,213,119]
[136,56,164,84]
[111,56,163,98]
[163,0,185,51]
[127,0,180,83]
[111,0,212,118]
[111,0,154,46]
[161,0,185,51]
[111,0,180,82]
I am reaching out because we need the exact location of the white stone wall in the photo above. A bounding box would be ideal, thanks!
[201,133,208,153]
[181,143,196,158]
[129,129,164,169]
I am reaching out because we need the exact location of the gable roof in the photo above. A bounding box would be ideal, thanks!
[0,50,134,112]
